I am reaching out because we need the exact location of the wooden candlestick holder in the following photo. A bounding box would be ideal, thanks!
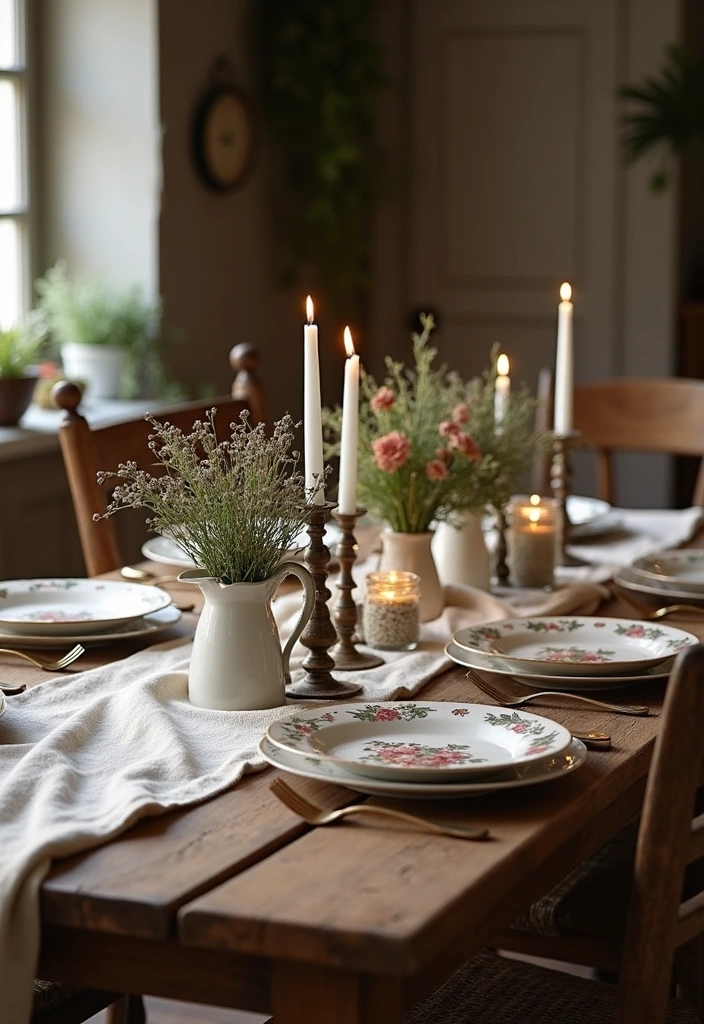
[550,431,587,567]
[331,508,384,671]
[493,509,510,587]
[285,501,363,700]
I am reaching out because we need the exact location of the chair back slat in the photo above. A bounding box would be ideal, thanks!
[53,347,266,576]
[618,644,704,1023]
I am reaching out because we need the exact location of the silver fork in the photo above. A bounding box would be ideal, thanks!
[0,643,85,672]
[269,777,492,841]
[466,667,650,716]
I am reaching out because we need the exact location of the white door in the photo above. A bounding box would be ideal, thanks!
[379,0,680,505]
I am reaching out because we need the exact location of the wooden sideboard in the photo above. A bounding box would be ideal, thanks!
[0,400,165,579]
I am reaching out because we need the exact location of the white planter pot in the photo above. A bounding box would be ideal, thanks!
[61,342,125,400]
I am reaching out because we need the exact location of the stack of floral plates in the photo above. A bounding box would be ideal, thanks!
[613,550,704,608]
[259,700,587,800]
[0,578,181,648]
[446,616,697,691]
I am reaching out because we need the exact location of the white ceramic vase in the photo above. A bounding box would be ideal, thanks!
[61,342,125,400]
[179,561,316,711]
[431,512,492,591]
[377,529,444,622]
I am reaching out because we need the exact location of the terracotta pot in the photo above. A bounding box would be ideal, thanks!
[0,375,38,426]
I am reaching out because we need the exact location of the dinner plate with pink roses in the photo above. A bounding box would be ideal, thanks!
[452,617,697,677]
[265,701,572,783]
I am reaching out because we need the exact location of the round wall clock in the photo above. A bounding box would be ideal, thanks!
[192,82,257,192]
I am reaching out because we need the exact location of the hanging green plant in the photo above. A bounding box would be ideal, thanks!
[619,44,704,192]
[250,0,388,321]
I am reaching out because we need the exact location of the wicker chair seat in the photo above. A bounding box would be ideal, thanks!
[509,819,638,940]
[31,980,120,1022]
[404,949,700,1024]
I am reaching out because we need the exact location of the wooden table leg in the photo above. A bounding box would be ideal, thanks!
[272,962,404,1024]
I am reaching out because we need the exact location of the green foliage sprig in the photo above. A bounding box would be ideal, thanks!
[250,0,388,320]
[619,44,704,192]
[0,314,47,378]
[35,262,164,398]
[323,316,545,533]
[96,411,311,584]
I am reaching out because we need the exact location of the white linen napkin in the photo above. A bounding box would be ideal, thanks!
[0,571,608,1022]
[558,506,703,584]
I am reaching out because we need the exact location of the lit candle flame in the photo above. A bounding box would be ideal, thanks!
[497,353,509,376]
[529,509,541,524]
[560,282,572,302]
[343,325,355,357]
[306,295,314,324]
[530,494,541,505]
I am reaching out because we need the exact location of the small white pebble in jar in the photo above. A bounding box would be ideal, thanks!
[363,598,419,651]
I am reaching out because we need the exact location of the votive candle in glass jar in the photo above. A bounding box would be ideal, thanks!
[506,494,559,589]
[363,571,420,651]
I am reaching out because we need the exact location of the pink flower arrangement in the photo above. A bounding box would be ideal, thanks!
[322,313,544,533]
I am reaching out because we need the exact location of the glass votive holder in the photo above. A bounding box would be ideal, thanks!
[506,494,560,589]
[363,571,420,651]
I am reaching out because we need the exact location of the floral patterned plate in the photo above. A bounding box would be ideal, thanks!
[0,579,173,635]
[142,522,343,568]
[0,605,182,649]
[452,617,697,677]
[266,701,572,783]
[629,550,704,594]
[258,735,587,799]
[444,641,673,691]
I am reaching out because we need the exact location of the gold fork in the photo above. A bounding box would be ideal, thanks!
[467,668,649,716]
[613,587,704,620]
[0,643,86,672]
[269,777,491,841]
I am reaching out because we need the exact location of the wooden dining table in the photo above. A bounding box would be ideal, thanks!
[5,558,704,1024]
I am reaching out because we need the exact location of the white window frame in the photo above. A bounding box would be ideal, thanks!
[0,0,30,327]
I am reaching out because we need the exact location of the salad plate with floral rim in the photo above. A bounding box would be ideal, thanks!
[258,735,588,799]
[444,640,674,691]
[452,617,696,677]
[0,605,182,649]
[265,701,573,783]
[0,581,175,637]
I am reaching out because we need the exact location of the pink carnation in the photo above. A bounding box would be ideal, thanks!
[438,419,460,439]
[372,431,410,472]
[426,459,449,481]
[370,386,395,412]
[450,432,482,461]
[452,403,470,424]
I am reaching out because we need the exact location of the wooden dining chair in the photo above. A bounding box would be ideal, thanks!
[52,342,268,577]
[405,643,704,1024]
[572,377,704,506]
[30,983,142,1023]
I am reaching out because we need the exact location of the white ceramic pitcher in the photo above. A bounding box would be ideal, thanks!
[179,561,316,711]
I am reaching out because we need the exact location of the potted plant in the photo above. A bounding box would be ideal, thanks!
[95,410,316,711]
[35,261,163,400]
[619,44,704,192]
[0,315,47,426]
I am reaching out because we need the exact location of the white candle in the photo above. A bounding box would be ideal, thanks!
[303,295,325,504]
[338,326,359,514]
[553,282,573,435]
[494,353,510,429]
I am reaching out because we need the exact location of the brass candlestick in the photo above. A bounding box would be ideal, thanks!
[550,431,587,567]
[285,501,363,700]
[331,508,384,671]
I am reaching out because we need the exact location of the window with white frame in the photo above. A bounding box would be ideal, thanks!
[0,0,29,329]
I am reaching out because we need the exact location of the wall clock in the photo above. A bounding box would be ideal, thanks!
[192,74,257,192]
